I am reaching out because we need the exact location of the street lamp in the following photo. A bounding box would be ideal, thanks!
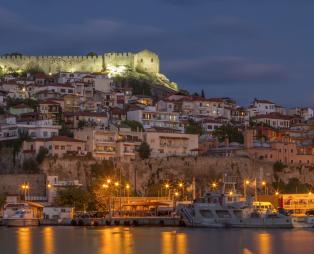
[21,183,29,200]
[275,191,279,196]
[262,181,267,195]
[165,183,170,198]
[107,179,111,184]
[244,180,250,200]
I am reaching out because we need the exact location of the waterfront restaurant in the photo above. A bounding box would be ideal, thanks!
[278,194,314,215]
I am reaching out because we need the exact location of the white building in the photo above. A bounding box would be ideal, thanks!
[17,119,60,138]
[145,132,199,157]
[249,99,276,116]
[127,107,184,132]
[74,128,144,161]
[0,114,18,141]
[43,207,74,220]
[46,176,82,204]
[287,107,313,121]
[254,113,291,129]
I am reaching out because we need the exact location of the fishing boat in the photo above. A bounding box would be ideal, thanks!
[177,175,292,228]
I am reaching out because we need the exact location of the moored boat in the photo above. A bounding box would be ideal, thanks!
[3,202,43,227]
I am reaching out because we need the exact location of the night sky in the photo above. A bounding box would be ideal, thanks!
[1,0,314,107]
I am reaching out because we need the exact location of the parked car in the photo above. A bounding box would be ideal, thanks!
[305,209,314,216]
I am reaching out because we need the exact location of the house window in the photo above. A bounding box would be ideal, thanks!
[61,146,65,150]
[55,145,59,150]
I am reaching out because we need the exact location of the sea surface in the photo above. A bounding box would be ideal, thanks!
[1,226,314,254]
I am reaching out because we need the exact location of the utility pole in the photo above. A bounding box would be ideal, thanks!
[192,177,196,200]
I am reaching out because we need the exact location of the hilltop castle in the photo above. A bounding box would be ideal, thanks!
[0,49,159,74]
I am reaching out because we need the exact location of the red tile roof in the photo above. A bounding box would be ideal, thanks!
[255,113,291,120]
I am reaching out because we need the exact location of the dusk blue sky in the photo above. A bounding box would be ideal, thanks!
[1,0,314,107]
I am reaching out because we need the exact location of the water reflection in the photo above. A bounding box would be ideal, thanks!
[162,231,187,254]
[100,227,133,254]
[17,228,32,254]
[258,232,271,254]
[43,227,55,254]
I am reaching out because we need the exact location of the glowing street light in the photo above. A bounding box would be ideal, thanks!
[178,183,183,188]
[174,192,179,197]
[229,191,233,196]
[102,184,109,189]
[126,184,130,190]
[47,183,52,189]
[165,183,170,189]
[107,179,111,184]
[245,180,250,185]
[275,191,279,196]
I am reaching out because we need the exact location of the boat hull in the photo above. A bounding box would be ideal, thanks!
[4,219,39,227]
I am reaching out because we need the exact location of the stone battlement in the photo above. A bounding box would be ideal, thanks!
[0,49,159,74]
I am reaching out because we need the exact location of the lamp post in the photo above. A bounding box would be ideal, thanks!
[262,181,267,195]
[126,184,130,203]
[21,183,29,201]
[165,183,170,199]
[178,182,184,199]
[244,180,250,200]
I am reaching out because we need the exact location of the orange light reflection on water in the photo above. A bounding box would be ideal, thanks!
[17,228,32,254]
[43,227,55,254]
[100,227,133,254]
[162,231,187,254]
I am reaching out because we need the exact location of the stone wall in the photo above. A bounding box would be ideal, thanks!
[0,174,46,196]
[0,50,160,74]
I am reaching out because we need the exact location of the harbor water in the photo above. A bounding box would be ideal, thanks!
[1,226,314,254]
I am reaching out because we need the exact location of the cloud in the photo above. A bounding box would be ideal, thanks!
[164,57,288,84]
[0,5,165,55]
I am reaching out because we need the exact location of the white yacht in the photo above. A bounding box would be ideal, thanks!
[3,202,43,226]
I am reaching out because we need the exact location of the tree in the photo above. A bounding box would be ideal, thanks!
[201,89,205,98]
[6,97,39,109]
[3,52,23,57]
[56,186,91,210]
[22,158,40,173]
[185,120,203,135]
[86,52,98,57]
[0,194,5,209]
[59,122,74,138]
[36,147,49,164]
[138,142,151,159]
[273,161,286,173]
[25,65,45,75]
[213,124,243,143]
[121,120,144,131]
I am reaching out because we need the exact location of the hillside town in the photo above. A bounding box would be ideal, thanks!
[1,68,314,225]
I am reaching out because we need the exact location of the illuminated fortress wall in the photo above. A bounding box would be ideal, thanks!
[0,49,160,74]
